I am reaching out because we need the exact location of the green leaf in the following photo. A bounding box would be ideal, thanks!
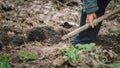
[69,54,74,62]
[112,52,118,57]
[63,44,94,63]
[77,44,85,49]
[110,62,120,68]
[98,61,105,68]
[54,65,60,68]
[76,43,95,51]
[70,46,75,51]
[0,56,8,62]
[109,29,120,33]
[63,46,76,63]
[0,56,12,68]
[0,62,6,68]
[7,62,12,68]
[85,43,96,51]
[76,49,82,60]
[17,51,37,61]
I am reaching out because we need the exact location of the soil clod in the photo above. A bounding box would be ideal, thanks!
[27,26,62,44]
[27,27,47,42]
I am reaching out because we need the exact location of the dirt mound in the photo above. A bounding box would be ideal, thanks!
[0,25,68,50]
[27,26,65,44]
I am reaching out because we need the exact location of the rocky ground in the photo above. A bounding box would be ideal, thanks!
[0,0,120,68]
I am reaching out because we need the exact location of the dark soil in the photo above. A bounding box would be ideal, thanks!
[97,34,120,55]
[0,25,68,49]
[27,26,64,44]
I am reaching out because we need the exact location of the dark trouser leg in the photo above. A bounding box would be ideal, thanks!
[73,0,110,45]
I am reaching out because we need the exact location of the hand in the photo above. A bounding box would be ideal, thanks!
[86,12,97,28]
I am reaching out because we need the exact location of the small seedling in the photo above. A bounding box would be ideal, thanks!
[62,46,82,63]
[17,51,37,61]
[0,56,12,68]
[62,43,96,63]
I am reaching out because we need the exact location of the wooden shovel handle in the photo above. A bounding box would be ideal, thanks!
[62,8,120,40]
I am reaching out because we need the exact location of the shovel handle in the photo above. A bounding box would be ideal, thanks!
[62,9,120,40]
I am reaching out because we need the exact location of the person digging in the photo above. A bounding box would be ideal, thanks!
[72,0,111,46]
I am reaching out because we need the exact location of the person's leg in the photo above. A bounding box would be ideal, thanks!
[73,0,110,45]
[88,0,110,42]
[73,11,91,44]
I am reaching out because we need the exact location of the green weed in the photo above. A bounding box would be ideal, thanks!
[77,43,96,51]
[0,56,12,68]
[17,51,37,61]
[54,65,60,68]
[63,43,96,63]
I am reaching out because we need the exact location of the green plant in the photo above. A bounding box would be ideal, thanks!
[109,29,120,33]
[0,56,12,68]
[17,51,37,61]
[54,65,60,68]
[63,43,96,63]
[111,51,118,57]
[77,43,96,51]
[110,62,120,68]
[62,46,82,63]
[98,61,105,68]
